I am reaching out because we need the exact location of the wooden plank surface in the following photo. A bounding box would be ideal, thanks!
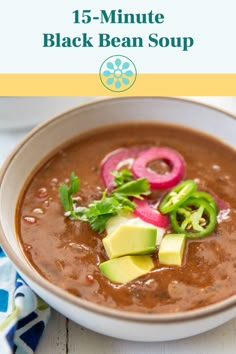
[37,310,236,354]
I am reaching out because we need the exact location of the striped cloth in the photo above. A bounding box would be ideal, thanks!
[0,246,50,354]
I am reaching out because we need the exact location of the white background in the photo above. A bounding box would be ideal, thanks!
[0,0,235,73]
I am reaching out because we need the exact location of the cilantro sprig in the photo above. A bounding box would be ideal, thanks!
[59,172,80,212]
[114,178,150,199]
[59,169,150,233]
[111,168,133,187]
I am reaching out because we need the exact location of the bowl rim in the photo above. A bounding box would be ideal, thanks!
[0,96,236,324]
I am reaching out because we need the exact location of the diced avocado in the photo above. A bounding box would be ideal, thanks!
[158,234,186,266]
[105,212,134,234]
[105,213,166,246]
[99,255,154,283]
[102,224,157,259]
[127,218,166,246]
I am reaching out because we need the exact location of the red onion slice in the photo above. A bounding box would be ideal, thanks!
[134,198,169,228]
[100,148,139,190]
[132,147,185,189]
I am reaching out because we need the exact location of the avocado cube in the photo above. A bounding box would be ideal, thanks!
[159,234,186,266]
[99,255,154,283]
[105,212,134,234]
[102,224,157,259]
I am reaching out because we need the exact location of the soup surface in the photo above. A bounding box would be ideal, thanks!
[17,123,236,313]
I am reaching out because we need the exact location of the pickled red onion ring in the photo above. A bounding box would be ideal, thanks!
[101,148,139,190]
[132,147,185,189]
[134,198,169,228]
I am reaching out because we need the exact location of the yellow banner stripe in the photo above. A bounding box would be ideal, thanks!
[0,74,235,96]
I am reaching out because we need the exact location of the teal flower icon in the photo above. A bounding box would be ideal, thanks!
[99,55,137,92]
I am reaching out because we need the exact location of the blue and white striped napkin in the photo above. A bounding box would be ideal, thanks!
[0,247,50,354]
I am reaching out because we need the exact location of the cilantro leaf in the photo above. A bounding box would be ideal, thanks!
[85,196,121,232]
[87,213,116,233]
[59,172,80,212]
[69,172,80,194]
[59,184,72,212]
[113,178,150,199]
[72,206,89,221]
[112,193,135,211]
[88,196,120,216]
[112,168,134,187]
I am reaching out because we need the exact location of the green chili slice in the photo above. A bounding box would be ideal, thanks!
[159,180,197,214]
[191,191,218,212]
[170,197,217,238]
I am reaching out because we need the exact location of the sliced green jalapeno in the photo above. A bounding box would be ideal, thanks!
[170,197,217,238]
[191,191,218,212]
[159,180,197,214]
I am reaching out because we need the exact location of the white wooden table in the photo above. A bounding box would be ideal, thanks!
[1,97,236,354]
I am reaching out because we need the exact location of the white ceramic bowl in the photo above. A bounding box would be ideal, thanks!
[0,97,236,341]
